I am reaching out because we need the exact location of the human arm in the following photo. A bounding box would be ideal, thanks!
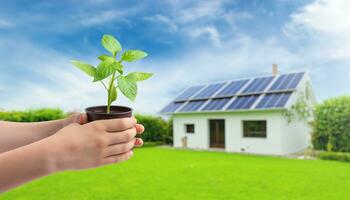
[0,113,87,153]
[0,117,144,193]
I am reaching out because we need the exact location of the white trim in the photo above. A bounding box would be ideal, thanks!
[222,96,237,110]
[251,93,265,109]
[197,99,211,111]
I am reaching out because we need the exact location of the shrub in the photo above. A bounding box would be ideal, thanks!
[135,114,172,144]
[318,151,350,162]
[164,118,173,145]
[0,108,66,122]
[312,96,350,152]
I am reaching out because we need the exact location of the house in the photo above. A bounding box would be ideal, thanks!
[160,66,316,155]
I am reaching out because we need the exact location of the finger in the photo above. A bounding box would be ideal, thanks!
[78,113,88,124]
[135,124,145,134]
[107,127,137,145]
[134,138,143,147]
[99,117,137,132]
[103,139,136,157]
[102,150,134,166]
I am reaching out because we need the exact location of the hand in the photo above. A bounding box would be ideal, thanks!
[44,117,144,172]
[62,113,88,127]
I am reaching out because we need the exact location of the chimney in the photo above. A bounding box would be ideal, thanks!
[272,64,278,75]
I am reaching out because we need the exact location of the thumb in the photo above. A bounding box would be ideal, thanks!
[76,113,88,125]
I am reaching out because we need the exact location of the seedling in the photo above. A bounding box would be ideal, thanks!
[71,34,153,114]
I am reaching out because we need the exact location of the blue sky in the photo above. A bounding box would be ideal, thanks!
[0,0,349,113]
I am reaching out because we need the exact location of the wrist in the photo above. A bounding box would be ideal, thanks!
[37,138,63,174]
[60,118,69,129]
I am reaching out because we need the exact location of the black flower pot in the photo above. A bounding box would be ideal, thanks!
[85,105,133,122]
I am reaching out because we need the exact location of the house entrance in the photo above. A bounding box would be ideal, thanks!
[209,119,225,148]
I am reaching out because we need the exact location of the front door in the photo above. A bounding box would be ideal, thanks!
[209,119,225,148]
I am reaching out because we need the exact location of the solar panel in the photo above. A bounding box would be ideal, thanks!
[226,95,260,110]
[269,72,304,91]
[160,72,305,114]
[255,92,292,109]
[179,100,207,112]
[193,83,226,99]
[242,76,274,94]
[288,72,304,89]
[215,79,250,97]
[175,85,205,101]
[202,98,231,111]
[160,102,185,113]
[269,74,287,91]
[275,93,292,107]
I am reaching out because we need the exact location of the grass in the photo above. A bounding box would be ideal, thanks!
[1,147,350,200]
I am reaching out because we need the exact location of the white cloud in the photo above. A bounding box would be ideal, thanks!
[281,0,350,102]
[187,26,221,47]
[86,0,111,4]
[221,11,254,26]
[176,1,224,24]
[291,0,350,34]
[0,38,103,111]
[79,10,125,26]
[0,19,13,28]
[143,14,178,32]
[285,0,350,60]
[144,1,253,46]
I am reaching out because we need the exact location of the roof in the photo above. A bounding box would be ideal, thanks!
[160,71,307,115]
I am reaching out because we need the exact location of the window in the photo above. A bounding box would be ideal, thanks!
[243,120,267,138]
[185,124,195,134]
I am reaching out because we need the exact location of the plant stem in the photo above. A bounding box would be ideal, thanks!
[100,81,108,91]
[107,71,117,114]
[106,59,121,114]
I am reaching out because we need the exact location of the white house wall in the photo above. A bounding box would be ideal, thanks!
[281,120,311,154]
[279,72,314,154]
[173,111,297,155]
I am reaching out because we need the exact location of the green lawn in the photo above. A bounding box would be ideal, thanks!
[1,147,350,200]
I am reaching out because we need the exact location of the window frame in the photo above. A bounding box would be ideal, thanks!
[185,124,195,134]
[242,120,267,138]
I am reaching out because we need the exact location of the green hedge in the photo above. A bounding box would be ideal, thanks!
[311,96,350,152]
[0,109,173,144]
[0,108,66,122]
[135,114,172,144]
[318,151,350,163]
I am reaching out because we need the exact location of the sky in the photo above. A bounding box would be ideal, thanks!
[0,0,349,114]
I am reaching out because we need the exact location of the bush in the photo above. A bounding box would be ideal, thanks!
[312,96,350,152]
[318,151,350,162]
[135,114,172,144]
[0,108,66,122]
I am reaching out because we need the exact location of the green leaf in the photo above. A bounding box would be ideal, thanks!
[122,50,148,62]
[70,60,96,77]
[126,72,153,81]
[117,76,137,101]
[98,54,115,61]
[101,34,122,57]
[110,85,117,103]
[116,63,124,74]
[93,59,116,82]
